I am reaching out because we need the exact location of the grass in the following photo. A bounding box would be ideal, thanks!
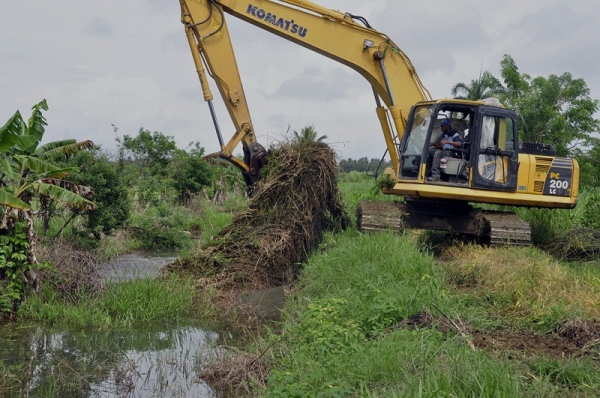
[260,229,600,397]
[7,171,600,397]
[262,231,525,396]
[255,173,600,397]
[337,171,397,226]
[17,275,198,329]
[440,244,600,329]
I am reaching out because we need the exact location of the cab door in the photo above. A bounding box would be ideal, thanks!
[471,107,518,191]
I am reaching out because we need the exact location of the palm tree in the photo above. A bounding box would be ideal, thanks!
[293,125,327,144]
[0,99,96,292]
[451,71,504,101]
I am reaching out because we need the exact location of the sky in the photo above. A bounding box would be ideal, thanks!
[1,0,599,162]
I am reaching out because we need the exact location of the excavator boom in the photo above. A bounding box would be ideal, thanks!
[179,0,430,182]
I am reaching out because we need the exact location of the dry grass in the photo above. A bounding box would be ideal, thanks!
[167,140,350,290]
[36,240,104,301]
[439,244,600,321]
[199,346,271,395]
[544,227,600,260]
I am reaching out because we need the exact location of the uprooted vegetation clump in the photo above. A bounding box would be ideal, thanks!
[167,140,350,289]
[543,227,600,260]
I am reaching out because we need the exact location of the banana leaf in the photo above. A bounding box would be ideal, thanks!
[0,188,31,210]
[0,157,19,182]
[13,155,77,176]
[39,178,94,199]
[13,135,39,152]
[34,139,77,157]
[26,99,48,143]
[0,111,22,152]
[33,180,96,211]
[36,140,94,159]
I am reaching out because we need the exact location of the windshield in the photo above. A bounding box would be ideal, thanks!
[403,105,434,155]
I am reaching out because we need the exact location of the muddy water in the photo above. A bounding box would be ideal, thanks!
[0,252,286,397]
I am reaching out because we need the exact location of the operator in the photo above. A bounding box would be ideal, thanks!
[427,119,463,182]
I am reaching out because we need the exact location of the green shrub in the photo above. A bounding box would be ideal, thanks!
[167,144,213,201]
[64,150,131,239]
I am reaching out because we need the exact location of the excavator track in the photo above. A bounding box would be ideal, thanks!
[356,201,405,234]
[479,211,532,247]
[356,200,531,246]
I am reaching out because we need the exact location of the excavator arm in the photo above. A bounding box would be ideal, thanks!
[179,0,431,183]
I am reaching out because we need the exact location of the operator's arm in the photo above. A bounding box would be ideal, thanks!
[442,139,462,148]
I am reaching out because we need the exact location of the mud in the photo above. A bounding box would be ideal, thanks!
[398,313,600,358]
[472,329,583,358]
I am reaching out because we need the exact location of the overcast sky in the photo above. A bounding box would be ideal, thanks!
[1,0,599,161]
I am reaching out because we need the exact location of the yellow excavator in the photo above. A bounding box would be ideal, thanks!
[178,0,579,245]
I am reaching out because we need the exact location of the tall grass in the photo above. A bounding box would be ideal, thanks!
[440,244,600,328]
[18,275,196,329]
[264,231,523,396]
[514,187,600,245]
[337,171,397,225]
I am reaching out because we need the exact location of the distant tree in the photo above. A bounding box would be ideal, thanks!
[573,135,600,187]
[118,128,177,173]
[451,70,504,100]
[166,142,213,201]
[498,54,599,157]
[338,158,354,172]
[356,157,369,172]
[338,157,391,173]
[293,125,327,143]
[64,149,130,240]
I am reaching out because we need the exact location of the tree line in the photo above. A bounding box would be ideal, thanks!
[338,157,392,173]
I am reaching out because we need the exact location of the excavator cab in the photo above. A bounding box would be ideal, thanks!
[399,100,519,191]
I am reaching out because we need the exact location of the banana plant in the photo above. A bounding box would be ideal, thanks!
[0,99,96,294]
[0,100,96,213]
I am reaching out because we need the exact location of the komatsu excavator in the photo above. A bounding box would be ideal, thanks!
[178,0,579,245]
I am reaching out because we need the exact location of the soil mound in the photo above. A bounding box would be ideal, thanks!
[167,140,350,289]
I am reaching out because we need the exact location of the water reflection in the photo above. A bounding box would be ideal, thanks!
[0,319,220,397]
[0,252,286,397]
